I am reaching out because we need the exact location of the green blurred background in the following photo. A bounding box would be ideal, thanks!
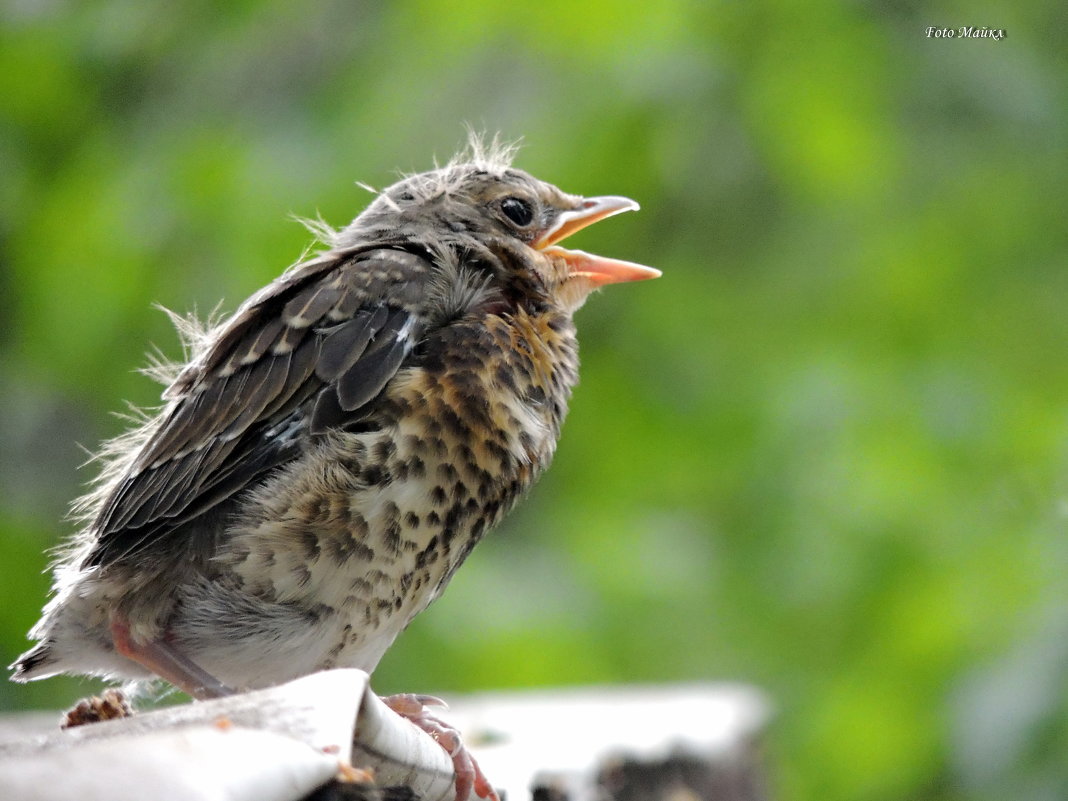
[2,2,1066,799]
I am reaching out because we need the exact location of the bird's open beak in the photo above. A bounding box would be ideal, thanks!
[534,196,661,286]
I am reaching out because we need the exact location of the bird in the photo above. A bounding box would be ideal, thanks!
[10,138,660,798]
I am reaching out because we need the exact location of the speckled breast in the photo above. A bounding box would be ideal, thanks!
[219,306,578,671]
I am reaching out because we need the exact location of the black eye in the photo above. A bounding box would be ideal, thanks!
[500,197,534,227]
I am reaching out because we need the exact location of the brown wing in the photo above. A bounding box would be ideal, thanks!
[84,247,430,567]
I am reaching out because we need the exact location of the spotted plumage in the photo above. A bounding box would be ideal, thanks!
[11,139,659,705]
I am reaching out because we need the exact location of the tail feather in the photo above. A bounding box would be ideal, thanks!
[9,642,56,682]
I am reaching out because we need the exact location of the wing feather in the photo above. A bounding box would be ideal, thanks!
[84,247,431,567]
[316,308,386,378]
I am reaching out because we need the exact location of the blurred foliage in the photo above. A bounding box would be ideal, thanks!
[1,1,1066,800]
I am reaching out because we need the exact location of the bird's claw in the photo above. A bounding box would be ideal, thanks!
[384,692,449,715]
[382,694,498,801]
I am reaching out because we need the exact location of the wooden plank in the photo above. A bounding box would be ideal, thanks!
[0,674,771,801]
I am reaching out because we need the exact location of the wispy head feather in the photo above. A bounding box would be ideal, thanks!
[317,130,529,254]
[395,130,522,203]
[456,127,521,173]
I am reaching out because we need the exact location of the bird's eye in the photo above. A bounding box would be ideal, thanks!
[500,197,534,227]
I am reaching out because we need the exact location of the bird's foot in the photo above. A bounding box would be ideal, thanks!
[61,688,133,729]
[382,693,499,801]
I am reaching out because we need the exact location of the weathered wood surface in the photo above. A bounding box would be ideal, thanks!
[0,671,771,801]
[445,684,771,801]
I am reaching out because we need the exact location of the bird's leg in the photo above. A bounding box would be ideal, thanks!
[110,618,235,700]
[383,693,499,801]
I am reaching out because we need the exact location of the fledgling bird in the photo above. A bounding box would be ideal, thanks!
[11,140,659,798]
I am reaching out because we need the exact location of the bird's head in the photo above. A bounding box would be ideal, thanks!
[339,154,660,315]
